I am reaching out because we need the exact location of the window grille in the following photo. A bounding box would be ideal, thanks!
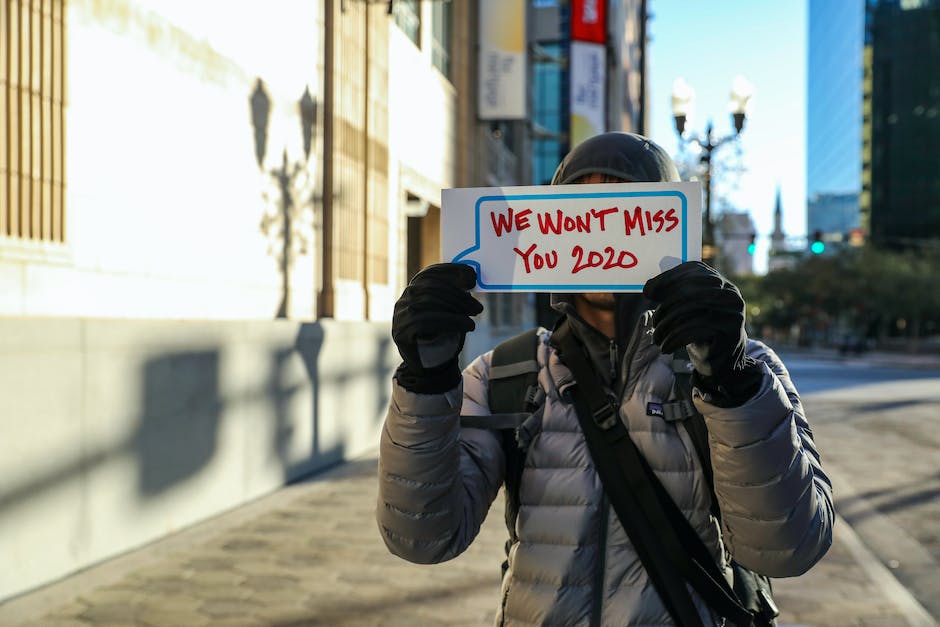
[1,0,66,243]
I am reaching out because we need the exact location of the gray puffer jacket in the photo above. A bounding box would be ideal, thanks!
[377,312,833,626]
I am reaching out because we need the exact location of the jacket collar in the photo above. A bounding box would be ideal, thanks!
[547,309,662,395]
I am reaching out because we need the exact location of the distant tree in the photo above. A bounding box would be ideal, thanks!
[739,242,940,352]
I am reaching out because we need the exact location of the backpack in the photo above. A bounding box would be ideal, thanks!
[479,327,779,624]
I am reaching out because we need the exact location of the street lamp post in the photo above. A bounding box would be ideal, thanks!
[671,76,753,266]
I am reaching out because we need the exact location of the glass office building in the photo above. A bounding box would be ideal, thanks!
[865,0,940,247]
[806,0,864,240]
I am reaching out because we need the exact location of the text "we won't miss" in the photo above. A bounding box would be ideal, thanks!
[489,205,680,274]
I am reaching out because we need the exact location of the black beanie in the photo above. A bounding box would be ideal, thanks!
[550,132,680,185]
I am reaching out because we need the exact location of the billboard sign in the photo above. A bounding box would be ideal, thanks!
[572,0,606,43]
[570,41,606,146]
[478,0,527,120]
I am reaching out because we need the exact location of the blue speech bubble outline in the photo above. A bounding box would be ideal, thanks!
[452,190,689,290]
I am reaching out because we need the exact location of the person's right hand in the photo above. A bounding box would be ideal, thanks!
[392,263,483,393]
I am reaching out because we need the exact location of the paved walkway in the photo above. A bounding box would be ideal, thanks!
[0,445,935,627]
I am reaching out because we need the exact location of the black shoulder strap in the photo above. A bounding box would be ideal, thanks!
[551,321,753,627]
[482,328,543,556]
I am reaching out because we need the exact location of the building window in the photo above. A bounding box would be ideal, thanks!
[1,0,66,243]
[431,0,452,79]
[393,0,421,48]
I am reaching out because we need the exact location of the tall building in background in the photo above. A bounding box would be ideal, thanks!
[864,0,940,248]
[806,0,864,247]
[807,192,862,238]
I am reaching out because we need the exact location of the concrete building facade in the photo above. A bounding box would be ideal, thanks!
[0,0,649,602]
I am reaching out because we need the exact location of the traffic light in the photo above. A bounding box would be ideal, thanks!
[747,233,756,255]
[810,230,825,254]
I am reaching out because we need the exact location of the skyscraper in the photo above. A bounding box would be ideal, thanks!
[864,0,940,248]
[806,0,864,242]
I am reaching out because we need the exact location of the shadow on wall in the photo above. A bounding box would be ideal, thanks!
[274,323,394,483]
[271,323,337,480]
[135,351,221,494]
[0,347,224,514]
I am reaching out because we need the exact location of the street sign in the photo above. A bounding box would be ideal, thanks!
[442,182,702,292]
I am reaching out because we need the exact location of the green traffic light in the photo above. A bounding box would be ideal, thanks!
[811,241,825,254]
[747,243,756,255]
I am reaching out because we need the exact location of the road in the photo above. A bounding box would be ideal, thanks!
[1,353,938,626]
[774,353,940,625]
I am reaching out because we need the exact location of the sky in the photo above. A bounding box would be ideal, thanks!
[646,1,808,274]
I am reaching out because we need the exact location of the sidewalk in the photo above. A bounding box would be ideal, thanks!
[1,452,934,627]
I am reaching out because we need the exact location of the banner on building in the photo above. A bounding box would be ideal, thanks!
[570,41,607,146]
[572,0,606,43]
[478,0,527,120]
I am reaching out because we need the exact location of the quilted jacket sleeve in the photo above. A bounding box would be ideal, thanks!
[693,340,834,577]
[376,353,505,564]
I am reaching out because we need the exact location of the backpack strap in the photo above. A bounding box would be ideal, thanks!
[473,328,544,567]
[488,328,543,416]
[458,327,543,434]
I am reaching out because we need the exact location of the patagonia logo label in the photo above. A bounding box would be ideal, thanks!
[647,402,664,417]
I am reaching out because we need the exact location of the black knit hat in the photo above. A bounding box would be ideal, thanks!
[550,132,680,185]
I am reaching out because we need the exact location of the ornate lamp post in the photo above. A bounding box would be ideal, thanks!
[671,76,753,265]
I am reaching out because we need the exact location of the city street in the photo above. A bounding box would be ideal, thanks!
[1,354,938,626]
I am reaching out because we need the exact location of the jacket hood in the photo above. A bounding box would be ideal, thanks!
[550,132,680,186]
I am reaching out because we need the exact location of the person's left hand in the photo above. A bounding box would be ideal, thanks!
[643,261,757,392]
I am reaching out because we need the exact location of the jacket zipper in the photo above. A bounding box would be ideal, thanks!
[592,494,609,627]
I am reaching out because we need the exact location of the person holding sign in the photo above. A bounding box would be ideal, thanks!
[377,132,832,626]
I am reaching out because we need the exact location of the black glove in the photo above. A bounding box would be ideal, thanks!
[643,261,762,405]
[392,263,484,393]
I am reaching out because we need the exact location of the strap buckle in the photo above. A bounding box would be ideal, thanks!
[592,399,620,430]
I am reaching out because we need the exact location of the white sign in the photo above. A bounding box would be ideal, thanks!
[442,182,702,292]
[570,41,606,146]
[478,0,527,120]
